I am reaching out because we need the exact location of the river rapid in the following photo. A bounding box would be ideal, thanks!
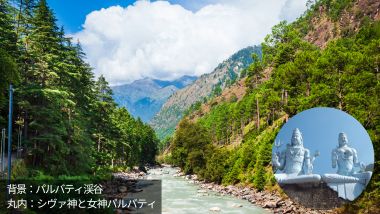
[146,166,269,214]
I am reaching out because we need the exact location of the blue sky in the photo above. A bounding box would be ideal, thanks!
[48,0,134,34]
[273,107,374,175]
[48,0,213,34]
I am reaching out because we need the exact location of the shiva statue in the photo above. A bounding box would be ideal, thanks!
[273,128,320,184]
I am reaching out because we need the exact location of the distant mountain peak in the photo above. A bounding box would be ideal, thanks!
[112,75,197,122]
[153,75,197,88]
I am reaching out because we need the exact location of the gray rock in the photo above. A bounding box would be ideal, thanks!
[118,186,127,193]
[263,201,278,208]
[209,207,221,212]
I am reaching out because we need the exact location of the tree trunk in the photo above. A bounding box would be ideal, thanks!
[97,135,101,152]
[306,82,310,97]
[284,90,288,105]
[256,97,260,131]
[23,110,28,141]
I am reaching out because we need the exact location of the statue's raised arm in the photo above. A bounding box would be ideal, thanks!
[332,148,338,169]
[352,148,359,166]
[303,149,312,175]
[352,147,365,171]
[272,150,285,171]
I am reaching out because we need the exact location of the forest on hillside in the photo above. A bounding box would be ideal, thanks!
[163,0,380,213]
[0,0,158,178]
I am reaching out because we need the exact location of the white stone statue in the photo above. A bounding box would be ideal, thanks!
[323,132,372,201]
[332,133,364,175]
[273,128,321,184]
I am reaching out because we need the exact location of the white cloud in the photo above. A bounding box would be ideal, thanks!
[280,0,308,21]
[74,0,308,85]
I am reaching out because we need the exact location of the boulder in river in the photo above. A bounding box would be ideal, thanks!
[197,189,207,193]
[232,203,243,208]
[130,188,143,193]
[138,166,147,173]
[209,207,221,212]
[118,186,127,193]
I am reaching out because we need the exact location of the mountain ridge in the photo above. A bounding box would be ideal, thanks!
[150,45,262,139]
[112,75,197,122]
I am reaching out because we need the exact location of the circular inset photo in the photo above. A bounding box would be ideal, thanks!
[272,107,374,209]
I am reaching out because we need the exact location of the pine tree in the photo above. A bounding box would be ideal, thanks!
[92,75,117,166]
[0,0,19,125]
[253,160,266,191]
[16,0,77,173]
[0,0,17,55]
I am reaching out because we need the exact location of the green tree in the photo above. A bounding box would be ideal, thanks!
[0,0,19,124]
[171,119,211,174]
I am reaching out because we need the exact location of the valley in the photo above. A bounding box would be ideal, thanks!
[112,75,197,122]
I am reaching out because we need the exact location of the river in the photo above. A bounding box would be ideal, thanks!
[146,166,269,214]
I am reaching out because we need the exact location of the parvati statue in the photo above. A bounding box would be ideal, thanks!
[332,132,362,176]
[323,132,372,201]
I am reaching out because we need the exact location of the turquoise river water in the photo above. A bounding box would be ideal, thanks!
[146,166,269,214]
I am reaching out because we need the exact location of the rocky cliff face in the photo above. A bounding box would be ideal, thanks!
[150,46,261,139]
[303,0,380,48]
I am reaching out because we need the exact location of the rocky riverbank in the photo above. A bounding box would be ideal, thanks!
[101,167,151,214]
[110,165,338,213]
[171,166,336,214]
[112,169,147,180]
